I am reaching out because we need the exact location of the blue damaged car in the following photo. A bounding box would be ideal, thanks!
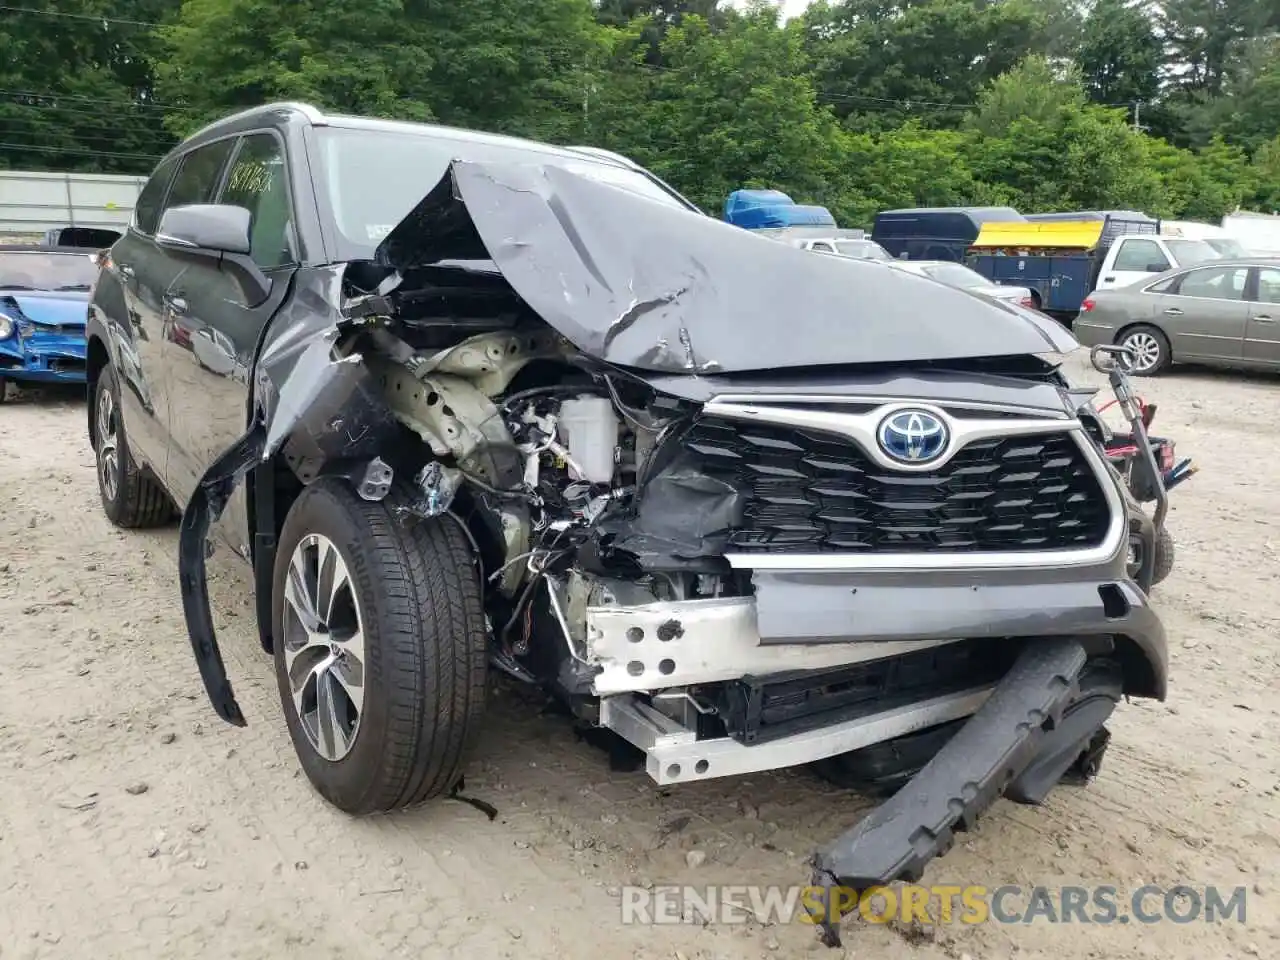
[0,244,99,401]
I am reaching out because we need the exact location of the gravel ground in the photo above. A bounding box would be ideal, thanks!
[0,350,1277,960]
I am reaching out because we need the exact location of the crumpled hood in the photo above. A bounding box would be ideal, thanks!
[374,159,1078,375]
[0,290,89,328]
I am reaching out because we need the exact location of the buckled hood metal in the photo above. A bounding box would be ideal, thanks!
[374,159,1080,376]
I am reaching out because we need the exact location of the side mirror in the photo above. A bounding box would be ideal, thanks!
[1146,262,1170,273]
[156,204,271,305]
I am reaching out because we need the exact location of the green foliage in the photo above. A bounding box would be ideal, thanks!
[0,0,1276,224]
[1077,0,1161,107]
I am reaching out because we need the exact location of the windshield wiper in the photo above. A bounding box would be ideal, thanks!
[0,284,36,291]
[56,284,92,291]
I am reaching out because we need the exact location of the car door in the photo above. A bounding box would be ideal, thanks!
[1096,237,1171,291]
[129,137,239,495]
[103,153,179,473]
[163,131,299,557]
[1152,264,1250,362]
[1244,266,1280,368]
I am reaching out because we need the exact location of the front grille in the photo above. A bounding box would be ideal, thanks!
[684,417,1112,553]
[31,323,84,336]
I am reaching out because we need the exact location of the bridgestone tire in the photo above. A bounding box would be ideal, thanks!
[272,478,487,814]
[93,363,175,528]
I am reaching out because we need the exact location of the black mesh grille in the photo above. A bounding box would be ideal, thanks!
[684,417,1112,553]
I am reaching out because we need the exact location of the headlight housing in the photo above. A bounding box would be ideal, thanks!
[0,313,14,340]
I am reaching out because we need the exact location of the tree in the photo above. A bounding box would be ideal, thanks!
[1159,0,1272,96]
[802,0,1048,127]
[1076,0,1161,107]
[1245,135,1280,211]
[155,0,604,143]
[0,0,180,173]
[967,55,1087,136]
[968,103,1166,213]
[590,4,853,215]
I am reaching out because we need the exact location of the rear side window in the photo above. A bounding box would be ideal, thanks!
[1258,268,1280,304]
[1177,265,1248,301]
[165,139,237,211]
[1113,239,1169,272]
[133,155,179,235]
[218,133,294,269]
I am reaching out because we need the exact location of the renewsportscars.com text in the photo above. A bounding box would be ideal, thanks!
[619,884,1249,927]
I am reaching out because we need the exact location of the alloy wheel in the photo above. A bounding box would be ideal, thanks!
[96,386,119,502]
[281,533,366,762]
[1121,331,1161,373]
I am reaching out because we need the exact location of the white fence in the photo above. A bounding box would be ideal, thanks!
[0,170,149,235]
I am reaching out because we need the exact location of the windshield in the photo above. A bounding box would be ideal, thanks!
[316,126,692,260]
[1165,238,1223,266]
[1203,237,1249,257]
[0,251,98,291]
[920,263,990,289]
[834,240,891,260]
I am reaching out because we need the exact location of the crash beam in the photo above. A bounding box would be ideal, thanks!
[598,685,993,786]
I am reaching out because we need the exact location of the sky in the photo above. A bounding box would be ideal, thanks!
[728,0,815,21]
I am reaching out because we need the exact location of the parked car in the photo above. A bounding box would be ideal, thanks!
[800,237,893,260]
[39,226,123,250]
[887,258,1040,308]
[0,244,97,400]
[85,103,1168,942]
[1073,258,1280,375]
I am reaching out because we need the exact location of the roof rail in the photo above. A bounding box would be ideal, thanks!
[180,101,328,144]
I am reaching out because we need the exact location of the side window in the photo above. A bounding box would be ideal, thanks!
[810,242,835,253]
[164,139,237,212]
[219,133,294,269]
[1112,239,1169,272]
[1176,266,1248,301]
[1257,268,1280,305]
[132,155,179,235]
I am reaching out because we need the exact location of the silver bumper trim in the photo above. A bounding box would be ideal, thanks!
[599,686,994,785]
[585,595,958,695]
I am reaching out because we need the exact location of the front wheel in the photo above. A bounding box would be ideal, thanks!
[1117,325,1171,376]
[272,478,488,815]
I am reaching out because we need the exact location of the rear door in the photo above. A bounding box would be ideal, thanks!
[103,153,179,473]
[163,131,298,556]
[1096,237,1171,291]
[1152,264,1250,362]
[1244,266,1280,368]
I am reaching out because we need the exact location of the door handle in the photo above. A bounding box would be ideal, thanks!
[1101,276,1115,283]
[1163,307,1183,316]
[164,295,189,316]
[1254,315,1275,323]
[116,262,135,280]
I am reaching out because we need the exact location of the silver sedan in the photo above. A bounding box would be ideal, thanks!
[885,259,1040,309]
[1072,258,1280,375]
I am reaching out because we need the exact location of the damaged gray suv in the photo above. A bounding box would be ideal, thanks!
[86,103,1167,942]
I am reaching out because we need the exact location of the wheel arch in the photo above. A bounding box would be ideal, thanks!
[85,333,110,446]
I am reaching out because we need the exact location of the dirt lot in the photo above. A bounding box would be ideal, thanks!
[1,351,1277,960]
